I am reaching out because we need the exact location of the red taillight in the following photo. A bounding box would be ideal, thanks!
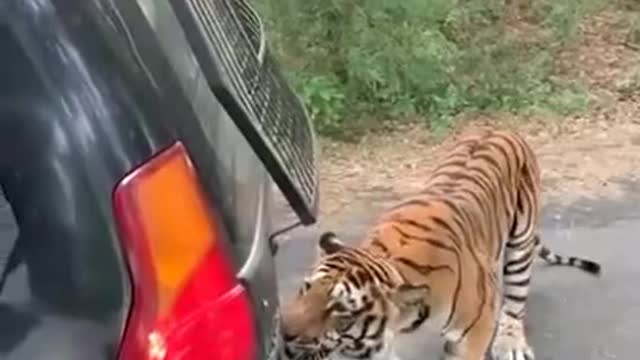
[113,142,257,360]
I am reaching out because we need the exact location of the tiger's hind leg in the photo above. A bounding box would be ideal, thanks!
[490,231,539,360]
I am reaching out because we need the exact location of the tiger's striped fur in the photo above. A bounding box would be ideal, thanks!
[278,128,601,360]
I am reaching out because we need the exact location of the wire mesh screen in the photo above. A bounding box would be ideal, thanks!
[169,0,319,224]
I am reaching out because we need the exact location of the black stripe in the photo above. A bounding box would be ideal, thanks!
[368,316,387,339]
[437,171,493,197]
[341,249,391,284]
[394,257,454,276]
[426,165,502,339]
[476,154,512,219]
[358,269,374,284]
[486,141,514,181]
[347,271,362,288]
[439,182,491,333]
[391,217,433,233]
[350,300,374,317]
[392,198,431,209]
[391,225,458,253]
[472,152,510,212]
[369,239,390,256]
[505,309,523,319]
[504,293,528,303]
[357,251,394,284]
[334,252,361,267]
[327,301,348,313]
[538,245,551,258]
[444,196,489,254]
[356,315,376,340]
[506,231,535,249]
[513,177,536,232]
[505,247,535,268]
[466,165,499,197]
[473,153,504,179]
[321,261,347,271]
[462,168,504,243]
[434,181,461,189]
[432,159,468,174]
[443,251,463,331]
[494,132,523,166]
[454,207,493,344]
[457,188,493,237]
[504,255,534,274]
[525,184,539,227]
[513,187,536,240]
[458,280,487,341]
[505,277,530,287]
[504,261,533,277]
[437,198,475,247]
[432,216,464,248]
[464,168,499,207]
[467,166,502,239]
[444,341,457,356]
[283,344,295,358]
[399,305,430,333]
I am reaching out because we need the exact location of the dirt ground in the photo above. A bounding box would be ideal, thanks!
[275,9,640,230]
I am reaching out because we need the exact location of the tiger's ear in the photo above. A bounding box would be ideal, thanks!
[389,283,430,309]
[318,231,346,256]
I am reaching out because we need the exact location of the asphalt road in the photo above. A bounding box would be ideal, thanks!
[2,186,637,359]
[274,194,640,360]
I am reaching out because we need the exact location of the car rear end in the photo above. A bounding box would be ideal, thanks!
[0,0,317,359]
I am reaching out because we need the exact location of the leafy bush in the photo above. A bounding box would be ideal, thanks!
[256,0,601,140]
[619,0,640,46]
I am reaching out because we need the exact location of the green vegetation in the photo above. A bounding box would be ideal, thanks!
[256,0,607,140]
[620,0,640,46]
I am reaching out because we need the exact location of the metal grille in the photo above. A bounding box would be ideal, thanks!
[169,0,319,224]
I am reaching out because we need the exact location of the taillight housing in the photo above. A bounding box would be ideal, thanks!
[113,142,257,360]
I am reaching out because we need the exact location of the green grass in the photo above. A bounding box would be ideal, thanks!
[256,0,607,141]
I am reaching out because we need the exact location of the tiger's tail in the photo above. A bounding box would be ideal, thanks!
[538,245,601,275]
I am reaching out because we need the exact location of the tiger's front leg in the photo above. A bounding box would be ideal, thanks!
[440,296,498,360]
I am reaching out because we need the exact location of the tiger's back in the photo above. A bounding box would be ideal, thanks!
[367,127,541,262]
[362,129,541,341]
[279,128,600,360]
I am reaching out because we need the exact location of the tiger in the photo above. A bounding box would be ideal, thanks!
[277,128,601,360]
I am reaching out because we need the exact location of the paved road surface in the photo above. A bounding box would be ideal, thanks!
[274,194,640,360]
[2,185,638,359]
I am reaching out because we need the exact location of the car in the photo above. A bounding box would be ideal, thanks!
[0,0,318,359]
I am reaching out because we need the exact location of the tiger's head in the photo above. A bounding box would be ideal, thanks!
[277,232,430,360]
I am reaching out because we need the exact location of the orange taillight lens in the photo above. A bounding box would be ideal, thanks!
[129,144,218,315]
[114,142,256,360]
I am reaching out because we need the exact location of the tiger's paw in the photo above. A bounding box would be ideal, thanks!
[490,319,534,360]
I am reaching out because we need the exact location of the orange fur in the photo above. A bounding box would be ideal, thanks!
[279,128,600,360]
